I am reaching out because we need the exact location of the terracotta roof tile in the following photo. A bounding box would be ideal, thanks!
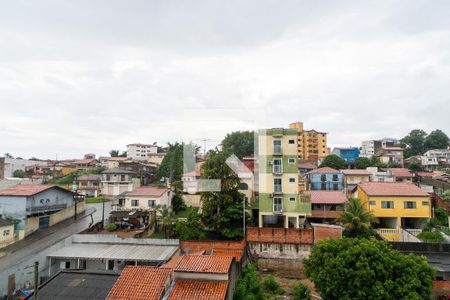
[174,255,232,274]
[358,182,428,197]
[417,172,434,177]
[388,168,413,178]
[212,250,243,261]
[0,184,61,196]
[304,191,348,204]
[161,255,183,269]
[305,167,339,175]
[168,280,228,300]
[126,186,169,197]
[106,266,172,300]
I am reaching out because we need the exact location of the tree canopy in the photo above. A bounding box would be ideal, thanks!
[155,142,185,182]
[12,169,25,178]
[222,131,255,159]
[400,129,449,158]
[201,150,247,239]
[319,154,347,169]
[304,238,434,299]
[174,210,205,240]
[424,129,450,150]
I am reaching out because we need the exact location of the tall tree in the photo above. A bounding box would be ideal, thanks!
[424,129,450,150]
[109,150,120,157]
[201,150,247,239]
[338,198,378,237]
[304,238,434,299]
[400,129,427,158]
[222,131,255,159]
[156,143,184,182]
[319,154,347,170]
[354,157,371,169]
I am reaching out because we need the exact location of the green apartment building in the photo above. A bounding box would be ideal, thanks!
[257,128,311,228]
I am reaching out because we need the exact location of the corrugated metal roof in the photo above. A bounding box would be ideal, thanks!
[48,244,177,262]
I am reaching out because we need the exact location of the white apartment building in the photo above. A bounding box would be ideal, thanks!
[360,138,399,158]
[126,143,158,161]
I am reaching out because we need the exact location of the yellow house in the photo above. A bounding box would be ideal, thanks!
[354,182,431,240]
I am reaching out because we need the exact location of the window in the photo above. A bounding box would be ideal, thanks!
[273,159,282,173]
[320,174,326,182]
[332,174,338,181]
[288,158,296,164]
[131,200,139,207]
[422,201,429,206]
[288,139,295,144]
[3,229,10,236]
[369,201,376,206]
[120,175,125,181]
[106,175,111,181]
[404,201,416,209]
[273,140,282,154]
[321,183,326,190]
[289,178,295,183]
[274,178,282,193]
[148,200,155,207]
[381,201,394,209]
[289,197,296,202]
[333,183,338,190]
[273,197,282,212]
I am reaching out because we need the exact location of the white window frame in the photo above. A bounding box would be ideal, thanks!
[273,197,282,212]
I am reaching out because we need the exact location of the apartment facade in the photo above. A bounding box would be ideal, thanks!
[127,143,158,160]
[331,147,360,164]
[258,128,311,228]
[289,122,329,162]
[360,138,398,158]
[304,167,343,191]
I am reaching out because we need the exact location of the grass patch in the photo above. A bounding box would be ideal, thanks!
[85,197,110,204]
[174,207,199,218]
[149,231,166,239]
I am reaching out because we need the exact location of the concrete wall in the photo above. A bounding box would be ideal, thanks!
[0,224,15,248]
[248,242,311,259]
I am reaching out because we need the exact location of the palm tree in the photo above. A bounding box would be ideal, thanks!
[155,204,175,238]
[338,198,378,237]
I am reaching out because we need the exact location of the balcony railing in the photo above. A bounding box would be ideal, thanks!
[26,203,68,213]
[273,185,282,193]
[273,146,282,155]
[273,165,282,174]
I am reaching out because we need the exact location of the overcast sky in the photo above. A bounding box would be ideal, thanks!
[1,0,449,159]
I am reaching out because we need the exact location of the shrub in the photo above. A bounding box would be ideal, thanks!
[435,208,449,227]
[262,275,284,295]
[106,223,117,232]
[417,231,445,243]
[171,193,187,213]
[234,264,266,300]
[292,283,311,300]
[304,238,434,299]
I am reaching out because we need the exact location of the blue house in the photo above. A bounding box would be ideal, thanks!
[331,147,360,164]
[305,167,343,191]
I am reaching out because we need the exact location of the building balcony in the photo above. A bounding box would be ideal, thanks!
[26,203,68,214]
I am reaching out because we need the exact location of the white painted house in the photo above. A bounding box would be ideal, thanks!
[123,186,172,211]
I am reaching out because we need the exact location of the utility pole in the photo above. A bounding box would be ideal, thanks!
[34,261,39,300]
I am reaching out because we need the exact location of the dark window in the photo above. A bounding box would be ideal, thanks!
[404,201,416,209]
[321,175,326,182]
[381,201,394,209]
[321,183,326,190]
[120,175,125,181]
[131,200,139,206]
[333,184,338,190]
[288,139,295,144]
[332,175,338,181]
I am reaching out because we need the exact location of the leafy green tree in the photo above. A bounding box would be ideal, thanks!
[424,129,450,150]
[354,157,371,169]
[304,238,435,299]
[292,283,311,300]
[338,198,378,238]
[222,131,255,159]
[400,129,427,158]
[156,143,184,182]
[174,210,205,240]
[262,276,284,295]
[369,156,387,168]
[119,151,127,157]
[408,162,422,172]
[319,154,347,170]
[171,193,186,213]
[109,150,120,157]
[12,169,25,178]
[442,190,450,201]
[234,264,266,300]
[201,150,247,239]
[434,208,449,227]
[155,204,175,237]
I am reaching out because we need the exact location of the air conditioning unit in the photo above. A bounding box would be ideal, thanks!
[268,161,273,165]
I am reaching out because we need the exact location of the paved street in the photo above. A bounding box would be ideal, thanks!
[0,202,111,272]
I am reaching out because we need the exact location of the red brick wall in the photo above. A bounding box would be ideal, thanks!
[245,227,314,245]
[180,240,245,253]
[433,280,450,291]
[314,226,343,242]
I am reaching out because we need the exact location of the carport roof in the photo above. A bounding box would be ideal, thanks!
[48,243,177,262]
